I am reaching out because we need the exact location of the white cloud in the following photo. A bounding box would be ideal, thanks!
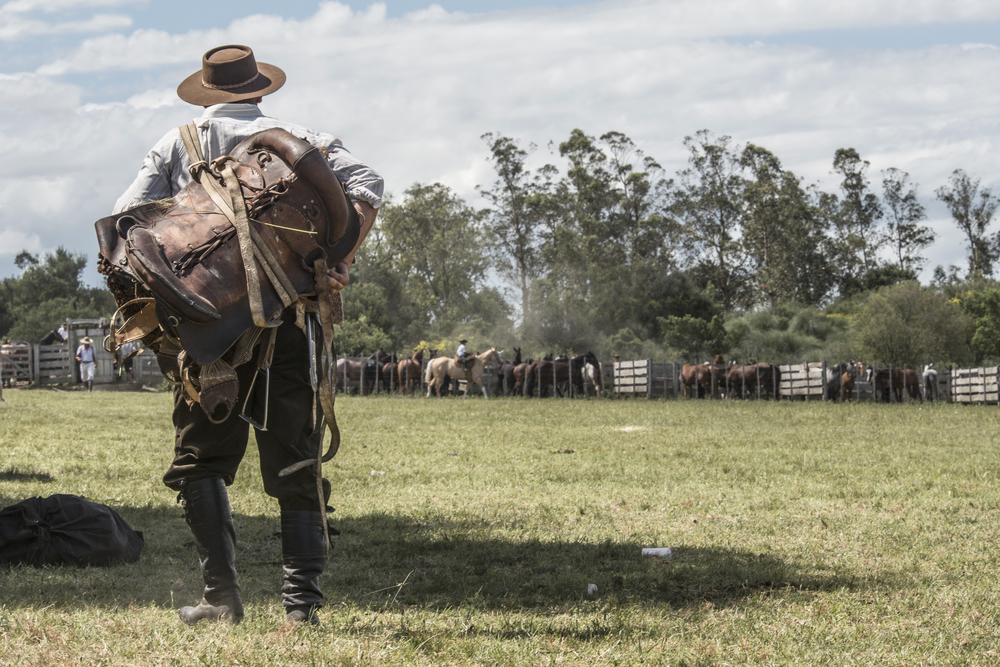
[2,0,1000,285]
[0,227,43,259]
[0,10,131,41]
[2,0,140,12]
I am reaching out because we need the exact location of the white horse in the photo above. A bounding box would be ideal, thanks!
[584,360,603,396]
[425,348,503,398]
[923,363,939,401]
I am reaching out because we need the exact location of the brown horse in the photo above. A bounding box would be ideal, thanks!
[840,364,857,401]
[498,347,521,396]
[425,348,503,398]
[681,355,728,398]
[336,350,390,395]
[395,349,424,394]
[726,362,780,400]
[869,366,904,403]
[512,360,530,396]
[902,368,922,402]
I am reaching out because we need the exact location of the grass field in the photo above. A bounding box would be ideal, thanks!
[1,388,999,666]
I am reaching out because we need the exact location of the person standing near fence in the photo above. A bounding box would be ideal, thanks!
[112,45,383,626]
[75,337,95,393]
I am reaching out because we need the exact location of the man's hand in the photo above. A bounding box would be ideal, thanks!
[325,201,376,294]
[326,261,350,293]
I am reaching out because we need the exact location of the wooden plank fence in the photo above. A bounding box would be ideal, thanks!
[605,358,982,404]
[950,366,1000,404]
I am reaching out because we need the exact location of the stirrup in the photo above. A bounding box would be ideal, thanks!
[239,366,269,431]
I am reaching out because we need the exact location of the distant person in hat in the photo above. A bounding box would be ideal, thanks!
[113,45,384,627]
[56,322,69,343]
[75,337,96,392]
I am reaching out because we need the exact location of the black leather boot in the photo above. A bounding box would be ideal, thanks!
[177,477,244,625]
[280,510,327,625]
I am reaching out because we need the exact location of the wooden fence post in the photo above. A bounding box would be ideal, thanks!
[647,359,653,400]
[32,344,40,388]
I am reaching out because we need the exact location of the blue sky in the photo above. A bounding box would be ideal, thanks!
[1,0,999,289]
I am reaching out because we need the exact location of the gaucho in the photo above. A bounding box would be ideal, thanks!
[96,44,383,626]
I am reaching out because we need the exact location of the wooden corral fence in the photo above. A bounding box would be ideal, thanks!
[1,318,160,389]
[614,360,676,398]
[607,358,999,404]
[949,366,999,404]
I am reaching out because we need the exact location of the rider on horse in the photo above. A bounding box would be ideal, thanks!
[456,338,469,377]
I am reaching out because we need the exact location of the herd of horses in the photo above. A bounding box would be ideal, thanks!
[333,347,604,399]
[680,355,941,402]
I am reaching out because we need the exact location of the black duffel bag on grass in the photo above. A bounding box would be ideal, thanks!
[0,494,144,567]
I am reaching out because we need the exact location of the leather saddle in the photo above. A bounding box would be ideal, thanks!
[95,128,359,366]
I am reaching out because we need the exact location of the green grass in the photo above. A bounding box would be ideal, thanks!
[1,389,1000,665]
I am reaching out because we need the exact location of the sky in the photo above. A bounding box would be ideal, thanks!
[1,0,999,290]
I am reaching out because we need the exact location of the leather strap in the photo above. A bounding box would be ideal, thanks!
[179,124,295,328]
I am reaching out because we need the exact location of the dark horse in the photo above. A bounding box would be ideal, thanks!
[524,352,597,398]
[336,350,390,395]
[497,347,521,396]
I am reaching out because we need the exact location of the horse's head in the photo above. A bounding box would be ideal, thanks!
[479,348,502,366]
[413,349,423,361]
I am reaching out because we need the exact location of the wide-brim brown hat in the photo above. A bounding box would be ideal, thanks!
[81,337,93,345]
[177,45,285,106]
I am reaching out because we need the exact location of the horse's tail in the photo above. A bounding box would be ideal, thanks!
[524,364,536,397]
[425,359,434,384]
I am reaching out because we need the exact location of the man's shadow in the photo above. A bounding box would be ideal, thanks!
[0,490,897,614]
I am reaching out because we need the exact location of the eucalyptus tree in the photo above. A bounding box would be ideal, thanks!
[544,129,679,343]
[881,168,934,272]
[478,133,556,322]
[831,148,885,282]
[935,169,1000,277]
[671,130,750,313]
[740,144,834,308]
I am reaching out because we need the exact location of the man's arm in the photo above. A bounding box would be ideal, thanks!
[325,201,377,292]
[113,129,183,214]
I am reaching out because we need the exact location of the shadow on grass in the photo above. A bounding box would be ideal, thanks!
[0,468,54,483]
[0,501,900,616]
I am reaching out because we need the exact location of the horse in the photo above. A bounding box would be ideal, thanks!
[825,362,850,401]
[681,355,728,399]
[584,358,603,395]
[498,347,521,396]
[868,366,904,403]
[840,363,858,402]
[725,362,779,400]
[38,329,62,346]
[525,353,593,398]
[923,364,938,401]
[512,359,531,396]
[902,368,922,403]
[395,349,424,395]
[336,350,389,396]
[425,348,503,398]
[680,363,704,398]
[381,352,399,393]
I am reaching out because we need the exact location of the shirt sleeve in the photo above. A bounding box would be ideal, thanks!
[113,129,185,214]
[325,140,385,210]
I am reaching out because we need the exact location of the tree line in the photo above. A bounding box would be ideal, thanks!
[3,128,1000,369]
[342,128,1000,368]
